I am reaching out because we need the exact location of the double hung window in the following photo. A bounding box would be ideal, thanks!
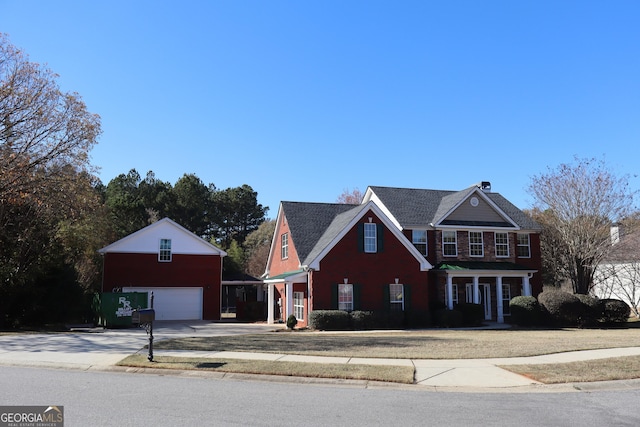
[338,283,353,311]
[442,230,457,256]
[159,239,172,262]
[469,231,484,257]
[495,232,509,257]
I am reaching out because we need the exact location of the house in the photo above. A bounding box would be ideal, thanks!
[99,218,227,321]
[263,183,542,327]
[592,226,640,317]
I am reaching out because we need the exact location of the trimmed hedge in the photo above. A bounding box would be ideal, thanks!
[538,289,587,326]
[455,302,484,326]
[600,299,631,324]
[350,310,376,330]
[574,294,601,326]
[509,296,541,327]
[434,308,464,328]
[308,310,351,330]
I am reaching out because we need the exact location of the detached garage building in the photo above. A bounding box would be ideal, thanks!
[99,218,227,321]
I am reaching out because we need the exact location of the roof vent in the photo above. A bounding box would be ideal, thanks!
[476,181,491,192]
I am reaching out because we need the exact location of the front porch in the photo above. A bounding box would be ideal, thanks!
[437,261,538,324]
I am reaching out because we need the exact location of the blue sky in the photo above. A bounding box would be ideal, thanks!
[2,1,639,217]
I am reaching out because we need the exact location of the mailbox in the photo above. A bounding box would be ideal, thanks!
[132,308,155,325]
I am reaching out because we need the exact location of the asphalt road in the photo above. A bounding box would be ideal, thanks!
[2,366,640,426]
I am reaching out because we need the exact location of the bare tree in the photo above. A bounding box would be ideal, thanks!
[1,34,101,204]
[528,157,637,294]
[336,187,363,204]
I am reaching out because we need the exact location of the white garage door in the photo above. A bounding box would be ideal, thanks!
[123,287,203,320]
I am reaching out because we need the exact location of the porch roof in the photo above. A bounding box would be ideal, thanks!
[435,261,533,272]
[264,268,306,282]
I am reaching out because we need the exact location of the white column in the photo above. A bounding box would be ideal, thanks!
[473,276,480,304]
[446,276,454,310]
[267,283,275,324]
[523,275,532,296]
[496,276,504,324]
[286,281,294,319]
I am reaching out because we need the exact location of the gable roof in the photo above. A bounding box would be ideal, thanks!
[280,201,359,265]
[365,185,541,231]
[277,200,432,272]
[98,217,227,256]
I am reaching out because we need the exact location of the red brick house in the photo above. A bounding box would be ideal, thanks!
[99,218,227,321]
[264,183,542,327]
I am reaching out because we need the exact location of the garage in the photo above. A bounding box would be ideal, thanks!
[123,287,203,321]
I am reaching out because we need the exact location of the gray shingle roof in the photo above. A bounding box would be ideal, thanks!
[368,185,541,230]
[281,202,361,265]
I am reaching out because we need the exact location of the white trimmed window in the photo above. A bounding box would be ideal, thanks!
[294,292,304,320]
[281,233,288,259]
[469,231,484,257]
[517,233,531,258]
[442,230,457,256]
[502,284,511,315]
[364,223,377,253]
[389,283,404,311]
[159,239,172,262]
[495,232,509,257]
[412,230,427,256]
[338,283,353,311]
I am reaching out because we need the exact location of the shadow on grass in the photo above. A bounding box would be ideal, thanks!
[196,362,226,369]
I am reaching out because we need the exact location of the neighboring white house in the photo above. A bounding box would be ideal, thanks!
[592,226,640,318]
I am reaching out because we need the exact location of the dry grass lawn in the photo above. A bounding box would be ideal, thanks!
[118,354,415,384]
[154,327,640,359]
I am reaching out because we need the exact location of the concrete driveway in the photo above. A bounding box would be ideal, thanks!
[0,321,280,370]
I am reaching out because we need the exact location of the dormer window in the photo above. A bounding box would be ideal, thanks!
[159,238,172,262]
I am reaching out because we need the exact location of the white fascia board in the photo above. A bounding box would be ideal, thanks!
[263,203,285,279]
[263,271,307,284]
[366,191,402,230]
[98,218,227,256]
[308,200,432,271]
[434,188,519,230]
[441,269,538,278]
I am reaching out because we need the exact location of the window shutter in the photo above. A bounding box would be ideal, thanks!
[357,223,364,252]
[377,223,384,252]
[331,284,338,309]
[383,284,390,312]
[403,284,412,312]
[353,284,362,310]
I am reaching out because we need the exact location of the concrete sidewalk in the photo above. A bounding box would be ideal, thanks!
[152,346,640,390]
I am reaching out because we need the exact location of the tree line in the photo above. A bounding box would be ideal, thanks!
[0,35,271,327]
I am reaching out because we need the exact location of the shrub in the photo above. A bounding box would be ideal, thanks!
[405,309,431,329]
[600,299,631,324]
[350,310,375,330]
[538,290,587,326]
[574,294,601,326]
[308,310,351,330]
[434,308,464,328]
[509,296,541,327]
[455,302,484,326]
[286,314,298,330]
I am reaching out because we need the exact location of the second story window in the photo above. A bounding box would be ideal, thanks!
[281,233,288,259]
[159,238,172,262]
[495,232,509,257]
[364,223,377,253]
[442,230,457,256]
[412,230,427,256]
[517,233,531,258]
[469,231,484,257]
